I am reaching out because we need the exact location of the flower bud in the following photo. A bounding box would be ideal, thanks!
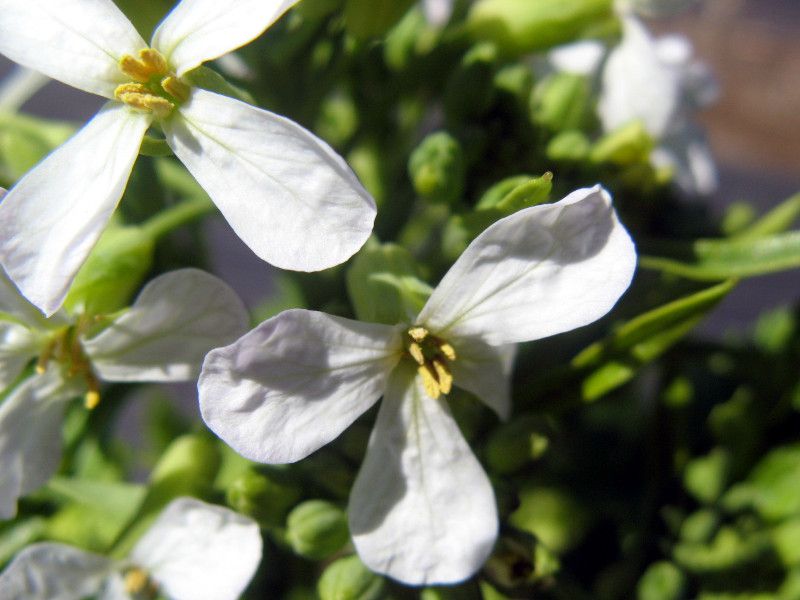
[468,0,615,56]
[226,469,302,528]
[444,43,498,121]
[408,132,466,205]
[63,224,155,317]
[318,555,386,600]
[286,500,349,560]
[530,73,594,132]
[589,120,654,166]
[546,130,591,162]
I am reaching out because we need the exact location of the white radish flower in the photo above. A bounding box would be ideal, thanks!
[0,268,249,519]
[0,0,376,316]
[0,497,262,600]
[199,186,637,584]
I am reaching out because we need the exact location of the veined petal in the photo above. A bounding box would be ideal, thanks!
[417,186,636,346]
[0,369,78,520]
[0,104,151,317]
[349,364,498,585]
[0,321,40,390]
[0,0,146,98]
[83,269,248,382]
[130,498,261,600]
[451,339,516,420]
[598,15,680,138]
[164,90,376,272]
[0,542,112,600]
[199,309,401,463]
[153,0,298,76]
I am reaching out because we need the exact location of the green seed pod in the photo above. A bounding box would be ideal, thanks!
[317,555,386,600]
[286,500,349,560]
[63,224,155,317]
[468,0,615,56]
[444,43,498,121]
[408,131,466,205]
[226,470,302,528]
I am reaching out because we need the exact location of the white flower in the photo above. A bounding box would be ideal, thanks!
[0,497,262,600]
[199,186,637,584]
[422,0,454,26]
[0,268,249,519]
[616,0,699,18]
[597,15,718,195]
[0,0,376,316]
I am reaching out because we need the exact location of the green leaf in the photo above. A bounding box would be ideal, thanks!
[573,280,735,401]
[640,231,800,280]
[44,477,146,517]
[733,191,800,240]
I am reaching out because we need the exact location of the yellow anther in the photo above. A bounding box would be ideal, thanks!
[438,342,456,361]
[84,374,101,410]
[124,567,157,598]
[408,327,429,342]
[432,359,453,395]
[119,48,168,82]
[160,76,190,103]
[418,365,441,399]
[408,342,425,366]
[115,84,175,117]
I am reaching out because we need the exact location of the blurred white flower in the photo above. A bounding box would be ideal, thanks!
[0,268,249,519]
[616,0,699,18]
[0,497,262,600]
[0,0,376,316]
[422,0,455,26]
[199,186,636,584]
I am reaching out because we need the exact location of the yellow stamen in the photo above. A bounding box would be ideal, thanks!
[119,49,168,82]
[84,374,101,410]
[115,84,175,117]
[123,567,158,597]
[418,364,441,399]
[160,76,190,102]
[408,342,425,366]
[408,327,428,342]
[432,359,453,395]
[438,342,456,361]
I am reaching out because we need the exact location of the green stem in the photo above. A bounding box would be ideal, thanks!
[142,197,215,240]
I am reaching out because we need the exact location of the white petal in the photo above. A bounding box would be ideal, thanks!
[164,90,376,272]
[83,269,249,382]
[0,370,78,520]
[349,365,498,585]
[451,340,516,420]
[0,542,112,600]
[0,104,151,317]
[653,125,718,196]
[0,321,40,390]
[0,0,146,98]
[152,0,298,76]
[417,186,636,346]
[423,0,454,26]
[199,309,400,463]
[130,498,261,600]
[548,40,606,76]
[598,15,680,138]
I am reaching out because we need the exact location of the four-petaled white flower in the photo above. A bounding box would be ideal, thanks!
[0,267,249,519]
[549,15,718,196]
[0,0,376,316]
[0,497,262,600]
[198,186,637,584]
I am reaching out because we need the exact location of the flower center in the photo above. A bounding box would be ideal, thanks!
[405,326,457,399]
[35,315,101,409]
[123,566,158,599]
[114,48,190,117]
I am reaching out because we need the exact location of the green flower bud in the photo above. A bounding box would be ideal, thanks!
[348,142,387,207]
[63,224,155,317]
[286,500,349,560]
[531,73,594,132]
[546,130,591,162]
[408,132,466,204]
[683,449,731,505]
[347,240,432,325]
[344,0,416,40]
[589,121,654,166]
[486,415,550,475]
[636,561,686,600]
[385,7,439,71]
[226,470,302,528]
[318,555,386,600]
[316,92,359,148]
[772,518,800,567]
[468,0,615,56]
[444,43,498,121]
[679,509,720,544]
[509,486,589,554]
